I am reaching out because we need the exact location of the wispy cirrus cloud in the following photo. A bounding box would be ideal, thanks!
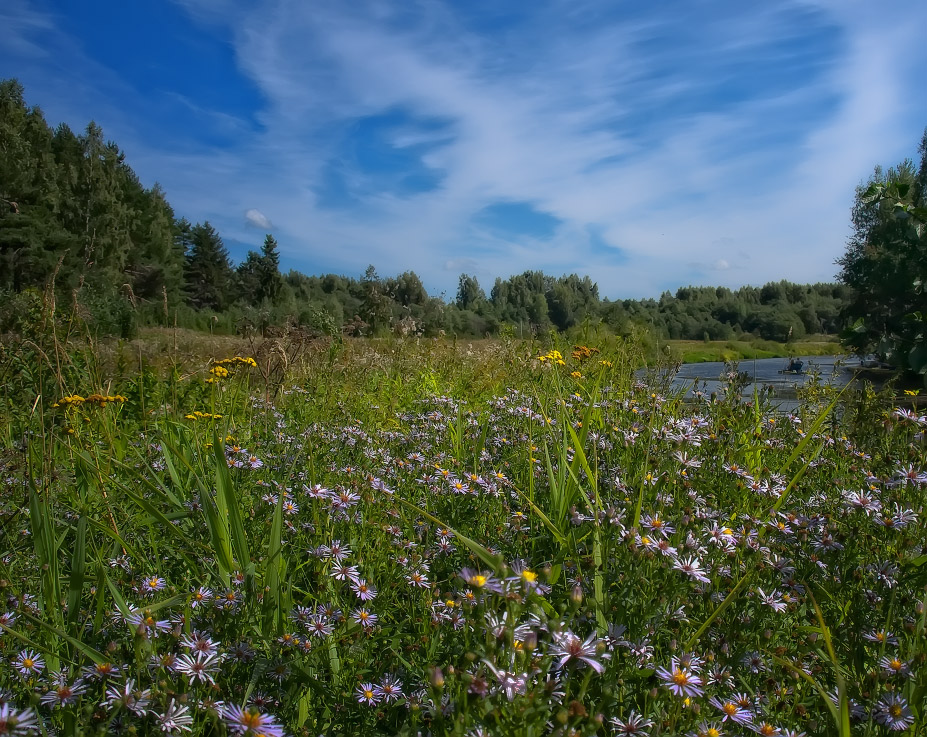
[2,0,926,297]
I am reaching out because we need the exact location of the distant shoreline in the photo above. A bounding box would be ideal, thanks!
[660,336,843,364]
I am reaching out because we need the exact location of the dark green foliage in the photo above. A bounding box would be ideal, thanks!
[837,128,927,374]
[184,222,233,312]
[456,273,485,310]
[0,79,185,314]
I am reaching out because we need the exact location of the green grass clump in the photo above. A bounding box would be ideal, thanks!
[0,333,925,736]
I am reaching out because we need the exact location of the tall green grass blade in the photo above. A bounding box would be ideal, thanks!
[395,497,501,572]
[214,431,251,575]
[768,652,839,726]
[84,518,141,559]
[11,611,108,665]
[160,434,191,502]
[65,515,87,632]
[200,484,234,580]
[541,441,565,529]
[563,422,596,513]
[808,588,851,737]
[263,491,287,634]
[767,441,824,518]
[684,570,751,651]
[508,483,567,546]
[775,390,842,477]
[632,408,658,532]
[28,478,63,630]
[113,448,185,509]
[104,571,131,620]
[563,418,606,632]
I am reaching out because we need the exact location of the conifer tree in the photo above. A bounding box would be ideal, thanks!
[257,233,283,303]
[184,221,234,311]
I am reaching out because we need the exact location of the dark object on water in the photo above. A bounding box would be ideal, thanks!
[779,358,804,374]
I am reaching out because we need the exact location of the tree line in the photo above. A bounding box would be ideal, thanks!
[1,78,850,342]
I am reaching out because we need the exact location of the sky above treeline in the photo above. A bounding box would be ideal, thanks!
[2,0,926,299]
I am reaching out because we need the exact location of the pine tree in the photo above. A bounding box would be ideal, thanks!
[257,233,283,303]
[236,250,263,305]
[184,221,234,311]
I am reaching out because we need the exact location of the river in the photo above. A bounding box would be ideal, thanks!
[642,355,878,412]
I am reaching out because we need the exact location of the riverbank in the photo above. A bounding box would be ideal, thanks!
[662,335,843,363]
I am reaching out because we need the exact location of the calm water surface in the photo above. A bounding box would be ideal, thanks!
[641,355,873,412]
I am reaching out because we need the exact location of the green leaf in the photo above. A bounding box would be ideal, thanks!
[214,431,251,576]
[200,484,234,580]
[263,490,287,635]
[65,516,87,632]
[12,611,108,665]
[860,182,883,203]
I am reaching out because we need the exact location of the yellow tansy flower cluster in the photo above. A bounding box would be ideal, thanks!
[537,349,565,365]
[207,356,257,384]
[53,394,127,409]
[184,410,224,421]
[571,345,600,361]
[214,356,258,368]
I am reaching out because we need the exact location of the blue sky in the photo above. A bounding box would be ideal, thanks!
[2,0,926,299]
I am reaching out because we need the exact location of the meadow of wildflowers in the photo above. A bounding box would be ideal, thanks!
[1,336,926,736]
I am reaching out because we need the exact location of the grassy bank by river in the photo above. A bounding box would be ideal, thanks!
[662,335,844,363]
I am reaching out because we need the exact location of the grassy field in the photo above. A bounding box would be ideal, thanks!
[663,335,844,364]
[0,329,924,736]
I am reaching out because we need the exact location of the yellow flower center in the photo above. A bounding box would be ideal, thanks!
[671,669,689,686]
[521,570,538,583]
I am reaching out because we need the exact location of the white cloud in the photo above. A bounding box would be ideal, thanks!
[245,208,273,229]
